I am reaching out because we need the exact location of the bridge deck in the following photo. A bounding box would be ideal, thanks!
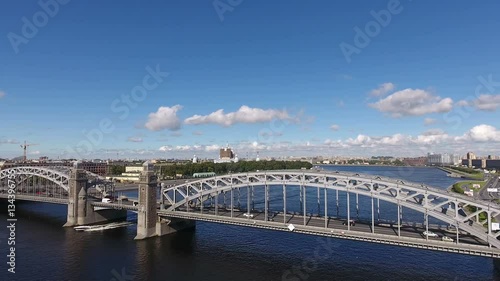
[158,208,500,258]
[0,193,68,204]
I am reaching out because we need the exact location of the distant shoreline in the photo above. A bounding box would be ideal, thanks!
[317,164,432,168]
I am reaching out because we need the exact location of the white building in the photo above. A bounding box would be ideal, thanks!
[427,153,459,166]
[105,165,144,182]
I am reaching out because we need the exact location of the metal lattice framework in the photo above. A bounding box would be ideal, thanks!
[162,170,500,249]
[0,166,111,192]
[0,166,70,190]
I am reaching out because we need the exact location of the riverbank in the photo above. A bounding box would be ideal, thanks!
[437,166,484,180]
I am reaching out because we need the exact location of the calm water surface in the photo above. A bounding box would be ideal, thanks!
[2,166,500,281]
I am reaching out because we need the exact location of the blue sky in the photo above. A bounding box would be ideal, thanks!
[1,0,500,160]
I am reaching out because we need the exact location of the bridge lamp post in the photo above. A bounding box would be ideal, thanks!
[186,185,190,213]
[397,201,401,237]
[347,188,351,231]
[283,178,287,225]
[247,183,251,218]
[371,191,375,234]
[324,181,328,229]
[302,175,307,226]
[230,174,233,218]
[264,180,269,222]
[215,178,218,216]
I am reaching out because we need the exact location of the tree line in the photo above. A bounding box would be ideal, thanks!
[158,160,313,178]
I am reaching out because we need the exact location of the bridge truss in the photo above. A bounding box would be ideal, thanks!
[0,166,113,201]
[161,170,500,257]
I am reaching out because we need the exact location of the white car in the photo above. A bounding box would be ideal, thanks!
[441,236,454,242]
[422,230,438,237]
[243,213,254,218]
[102,198,112,203]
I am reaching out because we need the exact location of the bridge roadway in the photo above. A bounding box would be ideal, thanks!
[158,207,500,258]
[0,193,68,204]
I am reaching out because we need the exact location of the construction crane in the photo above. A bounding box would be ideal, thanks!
[20,141,38,162]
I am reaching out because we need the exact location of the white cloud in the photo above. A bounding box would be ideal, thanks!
[345,135,374,147]
[330,124,340,131]
[150,124,500,159]
[144,105,182,131]
[413,129,449,145]
[369,88,453,117]
[0,139,19,144]
[424,118,437,126]
[378,134,407,145]
[471,94,500,111]
[455,124,500,142]
[0,90,5,99]
[456,100,469,107]
[369,82,395,97]
[127,137,143,143]
[184,105,291,126]
[204,144,220,151]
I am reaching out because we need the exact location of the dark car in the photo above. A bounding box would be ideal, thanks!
[343,219,355,226]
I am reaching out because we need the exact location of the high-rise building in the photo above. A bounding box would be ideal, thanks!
[466,152,476,160]
[214,145,237,163]
[219,147,234,160]
[427,153,457,166]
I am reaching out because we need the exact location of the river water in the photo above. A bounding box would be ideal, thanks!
[2,166,500,281]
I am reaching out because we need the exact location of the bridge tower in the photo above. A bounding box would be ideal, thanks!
[135,161,158,239]
[135,161,195,240]
[64,161,127,227]
[63,161,88,227]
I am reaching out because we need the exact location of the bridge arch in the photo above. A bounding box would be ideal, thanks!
[0,166,70,191]
[162,170,500,249]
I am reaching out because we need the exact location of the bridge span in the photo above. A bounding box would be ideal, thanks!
[3,163,500,258]
[160,169,500,258]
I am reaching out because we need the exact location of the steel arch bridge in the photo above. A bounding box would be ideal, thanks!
[0,166,113,200]
[161,170,500,256]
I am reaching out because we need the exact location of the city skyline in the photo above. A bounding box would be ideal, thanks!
[1,1,500,159]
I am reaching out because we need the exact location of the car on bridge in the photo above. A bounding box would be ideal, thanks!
[342,219,355,226]
[441,236,454,242]
[422,230,438,238]
[243,213,254,218]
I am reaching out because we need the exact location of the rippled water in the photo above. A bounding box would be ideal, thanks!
[1,166,499,281]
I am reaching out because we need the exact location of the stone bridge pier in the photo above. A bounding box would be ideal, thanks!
[135,161,195,240]
[63,162,126,227]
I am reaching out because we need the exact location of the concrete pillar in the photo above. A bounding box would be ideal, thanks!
[63,162,88,227]
[156,217,196,236]
[77,186,88,225]
[65,161,127,227]
[135,161,159,240]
